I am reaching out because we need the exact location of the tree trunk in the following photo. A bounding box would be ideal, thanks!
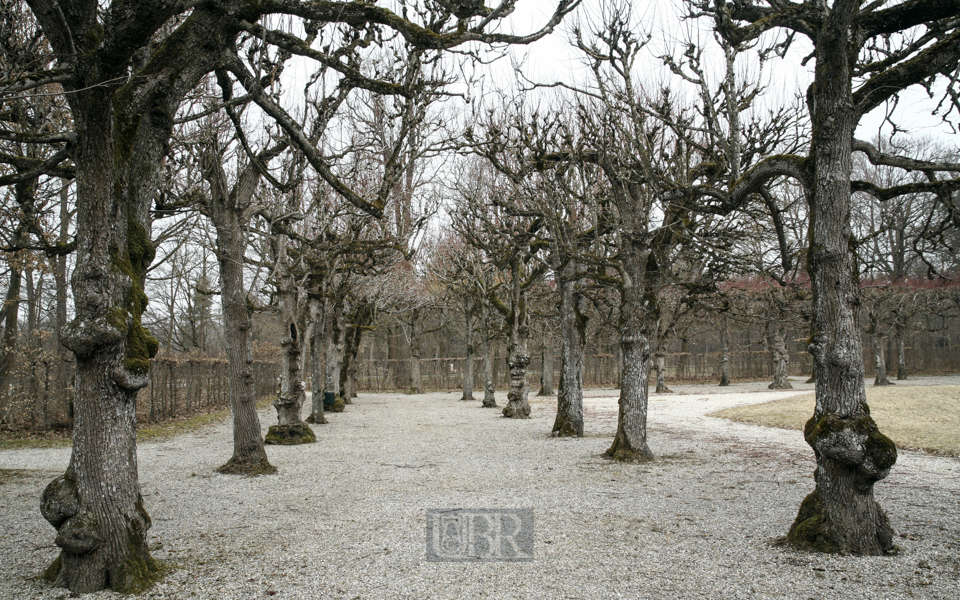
[552,274,584,437]
[340,299,364,402]
[0,232,23,421]
[768,322,793,389]
[461,343,475,401]
[654,352,672,393]
[44,92,160,593]
[407,309,423,394]
[872,333,893,387]
[719,315,731,386]
[502,290,531,419]
[481,335,496,408]
[306,297,327,424]
[676,336,689,380]
[895,323,908,380]
[200,147,275,474]
[324,299,346,413]
[786,8,896,554]
[607,246,655,462]
[55,181,73,423]
[538,341,555,396]
[209,205,274,474]
[265,281,315,445]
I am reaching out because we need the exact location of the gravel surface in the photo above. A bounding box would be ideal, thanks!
[1,376,959,599]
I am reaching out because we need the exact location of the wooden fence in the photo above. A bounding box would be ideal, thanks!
[0,357,279,431]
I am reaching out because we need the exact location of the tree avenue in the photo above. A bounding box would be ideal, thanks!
[16,0,580,593]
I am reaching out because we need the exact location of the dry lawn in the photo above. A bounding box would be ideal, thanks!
[710,384,960,457]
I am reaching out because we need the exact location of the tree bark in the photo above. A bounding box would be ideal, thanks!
[406,309,423,394]
[44,88,162,594]
[537,340,555,396]
[265,279,315,445]
[208,204,275,473]
[872,332,893,387]
[676,336,690,380]
[895,324,908,381]
[0,227,23,421]
[481,335,496,408]
[502,290,531,419]
[786,4,897,554]
[718,315,731,386]
[306,296,328,424]
[324,297,346,413]
[552,273,585,437]
[606,245,655,461]
[654,352,672,394]
[461,343,475,401]
[768,322,793,389]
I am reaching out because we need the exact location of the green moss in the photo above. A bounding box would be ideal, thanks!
[40,553,62,583]
[265,423,316,445]
[784,490,840,554]
[216,456,277,476]
[804,412,897,471]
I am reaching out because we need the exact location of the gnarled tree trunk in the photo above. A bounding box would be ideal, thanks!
[265,280,315,445]
[786,8,896,554]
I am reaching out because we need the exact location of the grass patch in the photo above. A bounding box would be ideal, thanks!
[0,468,31,484]
[1,396,276,449]
[0,430,71,451]
[710,385,960,457]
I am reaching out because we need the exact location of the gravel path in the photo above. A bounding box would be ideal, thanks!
[1,376,959,599]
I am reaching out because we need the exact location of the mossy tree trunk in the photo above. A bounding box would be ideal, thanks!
[266,276,315,445]
[199,140,278,475]
[552,271,585,437]
[501,280,531,419]
[42,69,167,597]
[786,4,897,554]
[607,245,655,462]
[340,296,372,401]
[34,2,238,585]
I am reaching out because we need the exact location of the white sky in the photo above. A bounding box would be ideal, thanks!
[502,0,959,148]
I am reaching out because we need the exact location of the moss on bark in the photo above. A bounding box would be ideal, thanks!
[216,456,277,476]
[265,422,316,445]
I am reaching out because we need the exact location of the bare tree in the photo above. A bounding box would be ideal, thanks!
[688,0,960,555]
